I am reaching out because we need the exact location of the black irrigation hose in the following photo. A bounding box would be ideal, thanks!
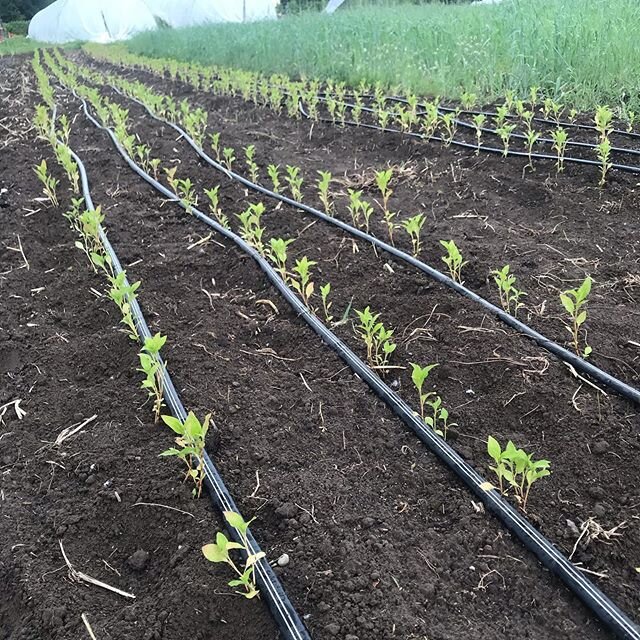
[110,85,640,407]
[63,135,311,640]
[70,87,640,640]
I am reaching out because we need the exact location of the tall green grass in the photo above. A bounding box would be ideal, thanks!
[0,37,44,56]
[126,0,640,110]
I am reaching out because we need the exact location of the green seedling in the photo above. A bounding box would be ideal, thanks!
[410,362,438,421]
[524,129,540,169]
[440,112,457,145]
[560,276,593,357]
[237,203,267,255]
[487,436,551,512]
[421,102,439,140]
[347,189,363,226]
[108,270,140,341]
[354,306,396,372]
[54,143,80,194]
[402,213,425,256]
[410,363,454,438]
[210,132,221,161]
[374,167,396,240]
[268,237,294,283]
[57,114,71,145]
[495,105,509,128]
[244,144,260,183]
[317,170,333,215]
[461,91,477,111]
[267,164,281,193]
[440,239,466,283]
[320,283,333,323]
[149,158,161,180]
[204,185,230,229]
[360,200,374,233]
[202,511,265,599]
[496,123,516,157]
[138,332,167,422]
[175,178,197,214]
[491,265,526,317]
[596,138,612,186]
[161,411,211,498]
[472,113,486,152]
[222,147,235,171]
[594,105,613,141]
[550,127,568,172]
[285,165,303,201]
[164,166,178,192]
[377,109,390,130]
[34,159,59,207]
[291,256,316,309]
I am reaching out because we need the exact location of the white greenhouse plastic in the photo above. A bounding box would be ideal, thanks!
[29,0,278,44]
[28,0,159,44]
[144,0,278,27]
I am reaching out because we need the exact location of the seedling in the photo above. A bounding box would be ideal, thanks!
[204,185,230,229]
[202,511,265,599]
[285,165,303,201]
[421,102,439,140]
[360,200,374,233]
[560,277,593,357]
[487,436,551,511]
[161,411,211,498]
[210,132,221,161]
[267,164,281,193]
[34,159,59,206]
[492,265,526,317]
[222,147,235,171]
[54,143,80,194]
[524,129,540,169]
[138,332,167,422]
[402,214,425,256]
[410,362,438,420]
[175,178,197,214]
[440,112,457,145]
[108,271,140,341]
[354,306,396,372]
[317,170,333,215]
[320,283,333,323]
[472,114,486,152]
[550,127,568,172]
[237,203,267,255]
[244,145,260,183]
[268,237,294,283]
[57,114,71,145]
[596,138,612,186]
[440,239,466,283]
[594,105,613,141]
[496,123,516,157]
[164,166,178,192]
[291,256,316,309]
[347,189,363,226]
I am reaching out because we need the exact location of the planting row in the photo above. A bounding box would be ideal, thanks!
[40,50,640,638]
[82,44,640,185]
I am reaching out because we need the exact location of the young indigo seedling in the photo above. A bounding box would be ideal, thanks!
[354,306,396,372]
[402,213,425,256]
[244,144,260,183]
[34,159,59,207]
[317,170,333,215]
[204,185,230,229]
[291,256,316,309]
[492,265,526,317]
[267,164,281,193]
[202,510,265,599]
[487,436,551,512]
[440,239,466,283]
[550,127,569,172]
[138,332,167,422]
[161,411,211,498]
[285,165,303,201]
[560,276,593,357]
[472,114,486,152]
[210,132,221,161]
[268,237,294,283]
[222,147,235,171]
[596,138,612,186]
[320,282,333,323]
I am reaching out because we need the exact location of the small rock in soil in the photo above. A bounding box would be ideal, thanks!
[277,553,290,567]
[594,503,607,517]
[592,440,609,454]
[275,502,297,518]
[127,549,149,571]
[361,517,374,528]
[325,623,341,636]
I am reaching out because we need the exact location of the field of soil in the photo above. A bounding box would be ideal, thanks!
[1,50,638,640]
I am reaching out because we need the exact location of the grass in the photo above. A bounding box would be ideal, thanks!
[124,0,640,111]
[0,37,45,56]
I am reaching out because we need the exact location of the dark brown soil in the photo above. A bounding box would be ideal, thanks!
[1,48,639,640]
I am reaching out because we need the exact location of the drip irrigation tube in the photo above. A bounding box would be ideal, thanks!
[109,85,640,407]
[69,85,640,640]
[63,138,311,640]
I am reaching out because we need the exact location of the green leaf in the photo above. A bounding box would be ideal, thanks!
[487,436,501,462]
[161,415,184,434]
[225,510,250,534]
[202,543,227,563]
[559,294,574,314]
